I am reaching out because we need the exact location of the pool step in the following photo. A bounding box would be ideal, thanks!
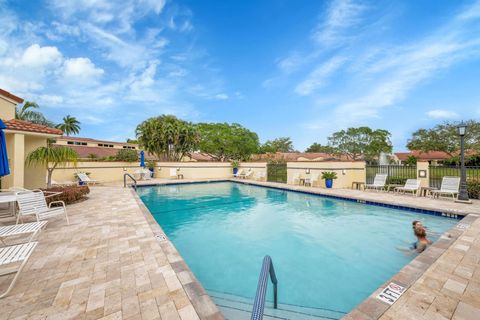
[208,290,345,320]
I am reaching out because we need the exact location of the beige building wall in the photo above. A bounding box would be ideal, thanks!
[0,95,16,120]
[54,138,137,150]
[287,161,366,189]
[24,136,48,189]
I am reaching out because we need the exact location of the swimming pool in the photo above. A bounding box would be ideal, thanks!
[137,182,457,319]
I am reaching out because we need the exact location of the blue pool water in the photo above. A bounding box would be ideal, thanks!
[137,182,457,315]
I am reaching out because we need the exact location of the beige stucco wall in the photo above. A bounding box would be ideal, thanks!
[52,161,146,183]
[417,161,429,187]
[0,95,16,120]
[287,161,366,189]
[238,162,267,180]
[24,136,48,189]
[155,162,233,179]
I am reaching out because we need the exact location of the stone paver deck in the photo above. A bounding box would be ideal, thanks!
[0,186,221,320]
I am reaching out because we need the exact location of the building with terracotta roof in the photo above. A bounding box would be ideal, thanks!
[0,88,63,189]
[251,152,352,162]
[393,150,476,165]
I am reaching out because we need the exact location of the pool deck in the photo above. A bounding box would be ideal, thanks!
[1,179,479,320]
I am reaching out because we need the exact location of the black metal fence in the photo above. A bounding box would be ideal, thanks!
[267,163,287,183]
[429,166,480,188]
[366,165,417,184]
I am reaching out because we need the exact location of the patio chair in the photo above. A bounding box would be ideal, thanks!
[310,174,319,187]
[430,176,460,200]
[0,221,47,245]
[364,174,388,191]
[240,169,253,179]
[254,171,266,181]
[77,172,98,185]
[170,168,178,179]
[394,179,421,196]
[292,173,301,185]
[16,190,69,225]
[0,242,38,298]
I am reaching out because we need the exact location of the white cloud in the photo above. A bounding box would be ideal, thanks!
[426,109,459,119]
[215,93,229,100]
[295,56,346,95]
[38,94,64,105]
[312,0,367,46]
[63,57,104,79]
[21,44,63,68]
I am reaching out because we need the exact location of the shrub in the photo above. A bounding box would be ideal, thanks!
[386,176,409,185]
[467,179,480,199]
[41,185,90,205]
[115,149,138,162]
[321,171,338,180]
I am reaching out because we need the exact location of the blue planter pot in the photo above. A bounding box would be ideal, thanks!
[233,168,238,175]
[325,179,333,188]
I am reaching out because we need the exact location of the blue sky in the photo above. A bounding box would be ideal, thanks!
[1,0,480,151]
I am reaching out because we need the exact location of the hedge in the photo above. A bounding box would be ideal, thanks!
[467,179,480,199]
[41,185,90,205]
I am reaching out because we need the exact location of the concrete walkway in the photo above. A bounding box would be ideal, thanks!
[0,186,221,320]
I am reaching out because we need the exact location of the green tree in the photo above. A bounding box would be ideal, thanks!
[305,143,338,153]
[404,155,417,166]
[56,115,81,136]
[260,137,294,153]
[25,144,78,188]
[15,101,55,127]
[196,123,259,161]
[87,153,98,160]
[115,149,138,162]
[136,115,199,161]
[407,120,480,156]
[328,127,392,162]
[126,138,138,144]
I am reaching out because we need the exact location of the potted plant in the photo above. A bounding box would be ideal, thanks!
[232,160,239,175]
[321,171,338,188]
[147,160,155,177]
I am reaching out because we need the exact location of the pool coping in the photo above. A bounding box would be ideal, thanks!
[130,186,224,320]
[134,179,479,319]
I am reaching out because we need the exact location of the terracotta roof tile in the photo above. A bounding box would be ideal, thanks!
[0,88,23,104]
[3,119,63,135]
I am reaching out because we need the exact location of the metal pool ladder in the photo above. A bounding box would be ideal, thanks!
[251,255,278,320]
[124,173,137,190]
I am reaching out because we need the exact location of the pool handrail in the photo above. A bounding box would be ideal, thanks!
[123,173,137,190]
[251,255,278,320]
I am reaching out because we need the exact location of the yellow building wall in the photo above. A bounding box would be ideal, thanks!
[238,162,268,180]
[155,162,233,179]
[0,96,16,120]
[287,161,366,189]
[24,136,48,189]
[52,161,146,183]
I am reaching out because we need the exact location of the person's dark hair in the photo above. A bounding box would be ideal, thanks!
[412,220,420,229]
[414,226,426,237]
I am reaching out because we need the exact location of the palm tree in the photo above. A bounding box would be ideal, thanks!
[25,143,79,188]
[56,115,81,136]
[15,101,56,127]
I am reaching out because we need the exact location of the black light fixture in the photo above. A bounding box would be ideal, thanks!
[456,122,470,202]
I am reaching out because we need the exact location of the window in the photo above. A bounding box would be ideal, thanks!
[67,141,86,145]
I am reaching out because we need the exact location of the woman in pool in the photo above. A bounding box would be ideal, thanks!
[413,226,432,253]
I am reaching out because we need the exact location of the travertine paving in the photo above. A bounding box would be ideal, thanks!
[0,186,222,320]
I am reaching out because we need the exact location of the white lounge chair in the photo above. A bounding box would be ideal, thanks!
[431,176,460,200]
[16,190,69,224]
[77,173,98,185]
[254,171,266,181]
[170,168,179,179]
[0,242,38,298]
[394,179,421,196]
[365,174,388,191]
[292,173,301,185]
[310,174,319,187]
[0,221,47,245]
[240,169,253,179]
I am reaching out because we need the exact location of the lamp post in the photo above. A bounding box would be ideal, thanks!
[457,122,470,202]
